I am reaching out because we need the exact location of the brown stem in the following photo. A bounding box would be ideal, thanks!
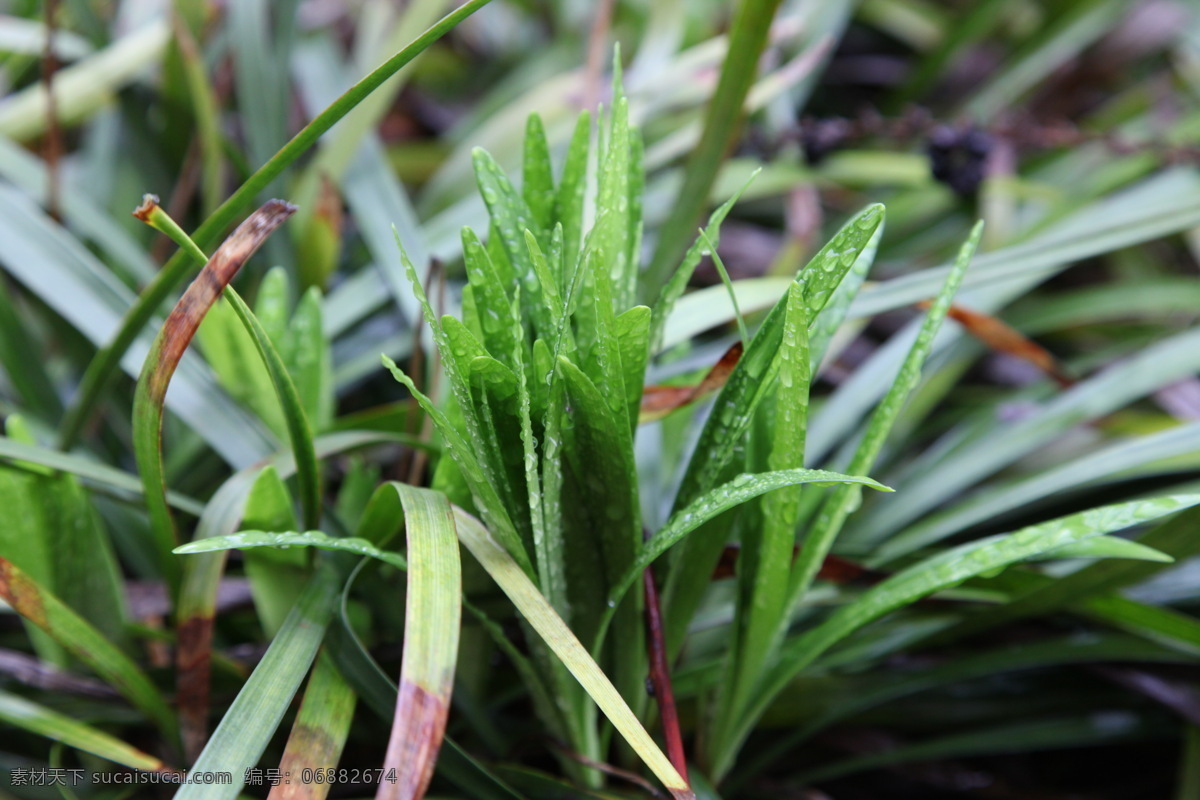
[644,560,688,783]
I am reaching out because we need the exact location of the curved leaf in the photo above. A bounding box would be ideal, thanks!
[175,530,408,571]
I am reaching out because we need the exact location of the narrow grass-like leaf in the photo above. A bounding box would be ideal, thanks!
[807,224,882,370]
[473,148,553,336]
[463,227,518,367]
[56,0,495,451]
[240,466,306,638]
[734,633,1190,785]
[379,484,462,800]
[522,114,554,237]
[784,222,983,615]
[382,354,530,574]
[223,288,322,529]
[937,505,1200,645]
[132,200,295,594]
[0,558,176,741]
[177,530,408,571]
[595,88,635,309]
[730,494,1200,775]
[594,469,890,652]
[650,170,760,351]
[643,0,784,295]
[1035,536,1171,562]
[719,283,811,744]
[452,507,696,800]
[274,651,356,800]
[0,689,169,772]
[700,229,749,347]
[614,305,651,433]
[281,287,335,432]
[555,112,590,274]
[0,436,204,515]
[175,561,341,800]
[661,204,884,654]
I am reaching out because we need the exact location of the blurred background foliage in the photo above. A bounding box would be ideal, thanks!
[1,0,1200,798]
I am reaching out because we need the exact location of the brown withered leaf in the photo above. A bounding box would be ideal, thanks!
[920,301,1074,388]
[640,341,744,423]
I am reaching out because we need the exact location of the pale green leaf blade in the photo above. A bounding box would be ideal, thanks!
[175,530,409,572]
[0,689,170,773]
[380,483,462,800]
[452,507,695,800]
[175,563,341,800]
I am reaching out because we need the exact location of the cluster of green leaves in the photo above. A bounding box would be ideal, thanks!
[2,1,1200,799]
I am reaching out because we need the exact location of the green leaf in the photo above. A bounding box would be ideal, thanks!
[0,689,169,773]
[1035,535,1172,563]
[473,147,554,337]
[462,227,519,369]
[719,282,811,743]
[223,288,322,530]
[240,466,306,637]
[595,89,636,309]
[176,530,408,572]
[555,112,591,275]
[650,169,760,351]
[784,222,983,624]
[452,507,695,800]
[196,294,286,439]
[522,114,555,237]
[282,287,335,432]
[380,484,462,800]
[614,305,651,434]
[556,356,640,649]
[0,557,176,741]
[175,562,342,800]
[661,203,885,655]
[734,493,1200,767]
[594,469,891,652]
[0,417,127,659]
[56,0,497,452]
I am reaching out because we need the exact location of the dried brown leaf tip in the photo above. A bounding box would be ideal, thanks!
[641,341,744,422]
[922,301,1075,388]
[132,193,161,222]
